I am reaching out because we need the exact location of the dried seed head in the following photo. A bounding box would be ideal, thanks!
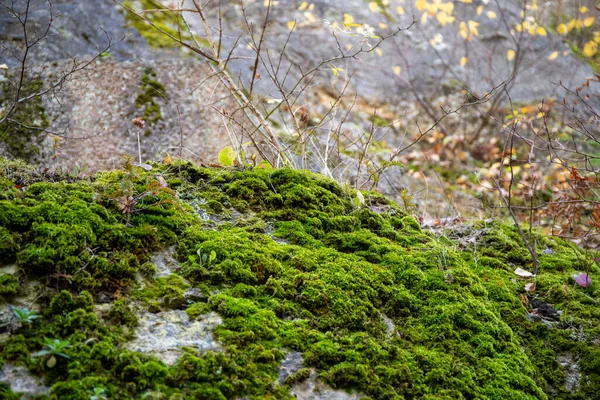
[132,117,146,129]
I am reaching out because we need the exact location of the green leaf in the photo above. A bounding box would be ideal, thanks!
[209,250,217,263]
[257,160,273,170]
[218,146,237,167]
[46,355,56,368]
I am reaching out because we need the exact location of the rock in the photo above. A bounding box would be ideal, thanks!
[557,354,581,393]
[183,287,207,303]
[126,310,223,366]
[0,363,50,399]
[151,246,181,278]
[381,313,395,338]
[278,351,304,384]
[290,369,366,400]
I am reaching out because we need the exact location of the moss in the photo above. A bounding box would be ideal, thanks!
[134,66,166,126]
[0,273,19,297]
[0,158,599,399]
[121,0,207,50]
[0,76,49,161]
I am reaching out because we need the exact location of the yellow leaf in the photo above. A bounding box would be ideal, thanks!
[507,49,516,61]
[436,11,454,26]
[458,21,468,39]
[547,51,558,60]
[343,13,354,25]
[368,1,379,12]
[304,11,315,23]
[580,6,588,13]
[415,0,427,11]
[397,6,405,15]
[536,26,547,36]
[375,48,383,56]
[515,23,523,32]
[379,23,387,29]
[287,21,296,30]
[476,5,483,16]
[438,2,454,14]
[468,20,479,36]
[583,17,595,28]
[460,56,468,67]
[298,1,308,10]
[556,23,568,35]
[163,152,172,165]
[583,41,598,58]
[487,11,497,19]
[393,65,401,75]
[458,0,472,3]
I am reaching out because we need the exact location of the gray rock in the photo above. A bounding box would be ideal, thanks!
[557,354,581,393]
[381,313,395,338]
[126,310,222,365]
[278,350,304,384]
[290,369,366,400]
[183,287,207,303]
[151,246,181,278]
[0,363,49,399]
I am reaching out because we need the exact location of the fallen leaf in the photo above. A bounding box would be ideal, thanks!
[515,267,534,277]
[135,163,152,171]
[163,152,172,165]
[156,175,168,188]
[573,272,592,288]
[524,282,536,292]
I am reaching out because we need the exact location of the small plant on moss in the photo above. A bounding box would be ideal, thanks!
[197,249,217,268]
[89,387,108,400]
[32,338,70,368]
[11,306,38,328]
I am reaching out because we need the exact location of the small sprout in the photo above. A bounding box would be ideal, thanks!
[11,306,39,326]
[33,338,71,368]
[197,249,217,268]
[90,387,108,400]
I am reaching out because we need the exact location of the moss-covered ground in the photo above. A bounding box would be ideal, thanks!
[0,157,599,399]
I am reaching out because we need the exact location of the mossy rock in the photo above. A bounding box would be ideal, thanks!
[0,158,598,399]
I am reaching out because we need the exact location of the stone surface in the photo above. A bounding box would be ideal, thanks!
[277,350,304,384]
[126,310,222,365]
[0,363,49,398]
[151,246,180,277]
[381,313,395,338]
[557,354,581,393]
[290,369,366,400]
[183,287,207,303]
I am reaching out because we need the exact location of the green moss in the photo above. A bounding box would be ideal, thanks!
[0,273,19,297]
[0,76,49,160]
[0,158,599,399]
[134,66,166,126]
[122,0,188,48]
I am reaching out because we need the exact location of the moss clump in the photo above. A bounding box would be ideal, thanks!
[0,273,20,297]
[0,158,598,399]
[134,66,166,128]
[122,0,191,49]
[0,76,49,160]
